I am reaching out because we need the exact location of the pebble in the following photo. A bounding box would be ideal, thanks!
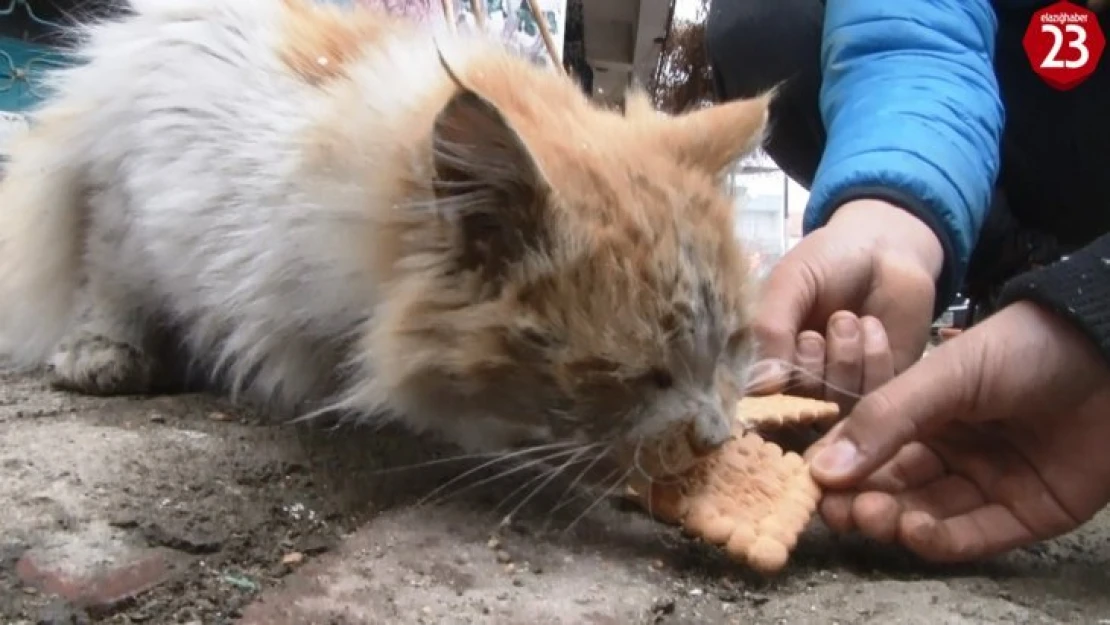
[650,596,676,615]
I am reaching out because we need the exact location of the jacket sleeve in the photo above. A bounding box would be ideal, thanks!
[998,234,1110,368]
[803,0,1005,316]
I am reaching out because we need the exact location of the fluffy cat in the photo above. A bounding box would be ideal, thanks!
[0,0,769,467]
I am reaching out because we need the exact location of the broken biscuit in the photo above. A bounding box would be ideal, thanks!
[625,394,839,575]
[735,393,840,431]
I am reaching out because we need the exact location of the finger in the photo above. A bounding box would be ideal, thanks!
[862,257,936,373]
[850,492,902,543]
[751,258,819,387]
[836,475,985,545]
[931,436,1083,541]
[802,418,845,463]
[792,331,826,398]
[852,476,986,548]
[900,507,1036,563]
[860,316,895,393]
[819,492,857,533]
[809,337,982,488]
[824,311,864,408]
[895,474,986,520]
[856,442,946,492]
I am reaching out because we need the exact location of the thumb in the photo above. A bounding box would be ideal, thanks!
[809,335,982,489]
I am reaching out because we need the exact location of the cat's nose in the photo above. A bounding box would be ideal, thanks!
[686,407,733,456]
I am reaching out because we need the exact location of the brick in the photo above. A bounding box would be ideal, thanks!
[16,548,177,614]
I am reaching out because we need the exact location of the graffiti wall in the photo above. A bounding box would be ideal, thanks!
[340,0,567,68]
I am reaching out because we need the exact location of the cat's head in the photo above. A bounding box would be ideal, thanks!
[370,55,770,478]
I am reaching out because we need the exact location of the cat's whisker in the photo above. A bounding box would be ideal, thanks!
[556,465,622,515]
[562,465,634,535]
[413,444,581,508]
[367,440,580,475]
[744,360,785,391]
[490,459,569,522]
[544,406,578,424]
[631,436,682,487]
[652,439,685,482]
[494,443,601,526]
[541,444,614,529]
[417,444,586,508]
[746,358,864,401]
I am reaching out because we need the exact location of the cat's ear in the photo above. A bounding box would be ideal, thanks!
[663,92,772,175]
[431,88,549,282]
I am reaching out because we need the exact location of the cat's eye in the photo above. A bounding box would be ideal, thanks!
[648,367,674,389]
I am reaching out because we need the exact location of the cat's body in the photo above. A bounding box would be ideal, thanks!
[0,0,769,468]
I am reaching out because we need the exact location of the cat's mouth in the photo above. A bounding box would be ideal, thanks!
[615,421,725,483]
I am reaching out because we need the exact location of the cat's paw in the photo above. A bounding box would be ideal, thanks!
[49,335,156,396]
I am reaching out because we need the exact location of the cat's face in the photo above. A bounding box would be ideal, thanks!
[375,59,769,476]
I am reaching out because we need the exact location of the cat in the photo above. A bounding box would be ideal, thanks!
[0,0,769,472]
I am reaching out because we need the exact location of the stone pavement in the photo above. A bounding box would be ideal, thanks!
[2,366,1110,624]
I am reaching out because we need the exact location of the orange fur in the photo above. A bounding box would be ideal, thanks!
[355,46,768,456]
[278,0,398,85]
[281,1,770,458]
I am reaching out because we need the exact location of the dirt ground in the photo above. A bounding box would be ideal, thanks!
[1,365,1109,625]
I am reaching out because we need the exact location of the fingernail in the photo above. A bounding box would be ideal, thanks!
[831,316,858,340]
[812,439,860,478]
[797,336,822,359]
[861,316,883,337]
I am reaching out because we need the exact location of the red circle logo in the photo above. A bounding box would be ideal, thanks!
[1023,1,1105,90]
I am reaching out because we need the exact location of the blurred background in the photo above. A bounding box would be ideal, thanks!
[0,0,806,279]
[581,0,805,278]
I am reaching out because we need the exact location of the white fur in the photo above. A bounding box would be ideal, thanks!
[0,0,476,415]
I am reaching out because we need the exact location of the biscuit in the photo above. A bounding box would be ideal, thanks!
[625,394,838,575]
[735,394,841,431]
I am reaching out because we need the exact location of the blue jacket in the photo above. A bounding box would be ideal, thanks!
[804,0,1013,310]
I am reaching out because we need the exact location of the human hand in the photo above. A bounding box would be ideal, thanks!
[751,199,944,410]
[808,301,1110,562]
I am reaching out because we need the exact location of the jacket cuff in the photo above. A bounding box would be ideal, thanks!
[997,232,1110,368]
